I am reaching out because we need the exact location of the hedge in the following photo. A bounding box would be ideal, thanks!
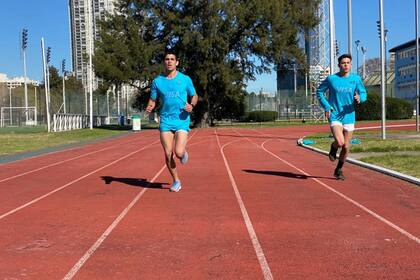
[356,94,413,120]
[247,111,277,122]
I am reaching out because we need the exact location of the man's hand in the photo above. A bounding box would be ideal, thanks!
[354,93,361,104]
[146,104,154,113]
[184,103,194,113]
[324,108,333,119]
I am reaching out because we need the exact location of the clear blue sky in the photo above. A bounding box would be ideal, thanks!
[0,1,416,92]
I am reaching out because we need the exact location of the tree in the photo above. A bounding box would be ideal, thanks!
[94,0,320,126]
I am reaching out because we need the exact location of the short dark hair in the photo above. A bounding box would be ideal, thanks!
[338,54,352,63]
[164,49,177,60]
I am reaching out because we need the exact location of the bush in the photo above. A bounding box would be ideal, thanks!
[356,94,413,120]
[247,111,277,122]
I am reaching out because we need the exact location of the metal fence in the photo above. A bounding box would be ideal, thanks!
[0,84,140,128]
[245,89,326,121]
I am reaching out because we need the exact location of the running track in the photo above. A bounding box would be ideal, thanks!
[0,122,419,279]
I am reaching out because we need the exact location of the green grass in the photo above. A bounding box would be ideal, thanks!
[361,155,420,178]
[303,130,420,179]
[0,126,129,156]
[306,131,420,153]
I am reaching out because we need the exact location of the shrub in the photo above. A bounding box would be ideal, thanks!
[356,94,413,120]
[247,111,277,122]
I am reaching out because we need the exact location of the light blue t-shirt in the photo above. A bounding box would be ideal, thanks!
[316,73,367,124]
[150,72,196,131]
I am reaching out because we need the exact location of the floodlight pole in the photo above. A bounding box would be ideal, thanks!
[379,0,386,139]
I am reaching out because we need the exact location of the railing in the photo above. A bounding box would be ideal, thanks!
[52,114,108,132]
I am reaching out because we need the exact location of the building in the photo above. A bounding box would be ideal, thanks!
[0,73,39,87]
[68,0,116,86]
[389,39,420,106]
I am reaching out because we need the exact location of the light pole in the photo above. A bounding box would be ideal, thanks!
[348,0,353,55]
[329,0,335,74]
[416,0,419,132]
[21,29,29,123]
[41,38,51,132]
[62,59,67,114]
[86,0,94,129]
[7,85,16,126]
[355,40,361,75]
[379,0,386,140]
[361,46,367,79]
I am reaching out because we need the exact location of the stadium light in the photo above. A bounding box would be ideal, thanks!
[21,28,29,123]
[355,40,361,75]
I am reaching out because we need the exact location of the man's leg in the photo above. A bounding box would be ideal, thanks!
[333,129,353,180]
[174,130,189,164]
[160,131,179,183]
[329,124,345,161]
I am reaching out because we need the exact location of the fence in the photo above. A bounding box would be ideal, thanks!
[245,89,326,122]
[0,84,140,130]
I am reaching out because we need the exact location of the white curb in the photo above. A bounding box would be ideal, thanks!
[297,138,420,186]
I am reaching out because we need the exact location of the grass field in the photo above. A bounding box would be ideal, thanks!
[0,125,130,156]
[304,130,420,178]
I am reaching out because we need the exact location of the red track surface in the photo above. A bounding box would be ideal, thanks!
[0,122,419,279]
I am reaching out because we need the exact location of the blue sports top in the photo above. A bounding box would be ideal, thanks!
[316,72,367,124]
[150,71,196,124]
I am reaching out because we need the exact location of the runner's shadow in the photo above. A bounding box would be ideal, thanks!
[101,176,169,189]
[242,169,335,180]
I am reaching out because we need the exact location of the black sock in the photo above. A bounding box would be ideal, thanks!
[336,160,344,170]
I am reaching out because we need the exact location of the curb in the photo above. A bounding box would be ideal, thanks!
[297,138,420,186]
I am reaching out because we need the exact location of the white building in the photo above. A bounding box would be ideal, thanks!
[0,73,39,87]
[68,0,116,86]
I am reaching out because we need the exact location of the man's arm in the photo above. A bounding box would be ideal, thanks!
[146,99,156,113]
[316,77,333,118]
[184,94,198,113]
[354,76,367,104]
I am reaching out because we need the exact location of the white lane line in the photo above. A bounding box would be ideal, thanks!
[0,133,157,183]
[215,129,274,280]
[62,164,167,280]
[62,130,199,280]
[0,130,199,221]
[0,140,160,221]
[63,165,166,280]
[260,139,420,244]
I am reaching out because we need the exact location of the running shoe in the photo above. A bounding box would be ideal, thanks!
[170,180,182,192]
[181,150,189,164]
[334,168,345,180]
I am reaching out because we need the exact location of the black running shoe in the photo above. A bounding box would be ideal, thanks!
[334,168,345,180]
[328,143,338,161]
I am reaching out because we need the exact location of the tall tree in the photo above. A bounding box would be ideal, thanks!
[94,0,319,126]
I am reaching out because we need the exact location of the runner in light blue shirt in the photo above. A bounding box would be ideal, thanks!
[316,53,367,180]
[146,50,198,192]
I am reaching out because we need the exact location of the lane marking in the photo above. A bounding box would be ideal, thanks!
[0,140,160,221]
[235,128,420,245]
[63,131,199,279]
[62,164,167,280]
[215,129,274,280]
[0,133,157,183]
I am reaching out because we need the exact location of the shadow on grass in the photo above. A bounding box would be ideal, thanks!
[243,169,335,180]
[101,176,169,189]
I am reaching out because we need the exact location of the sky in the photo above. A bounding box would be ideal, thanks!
[0,1,417,93]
